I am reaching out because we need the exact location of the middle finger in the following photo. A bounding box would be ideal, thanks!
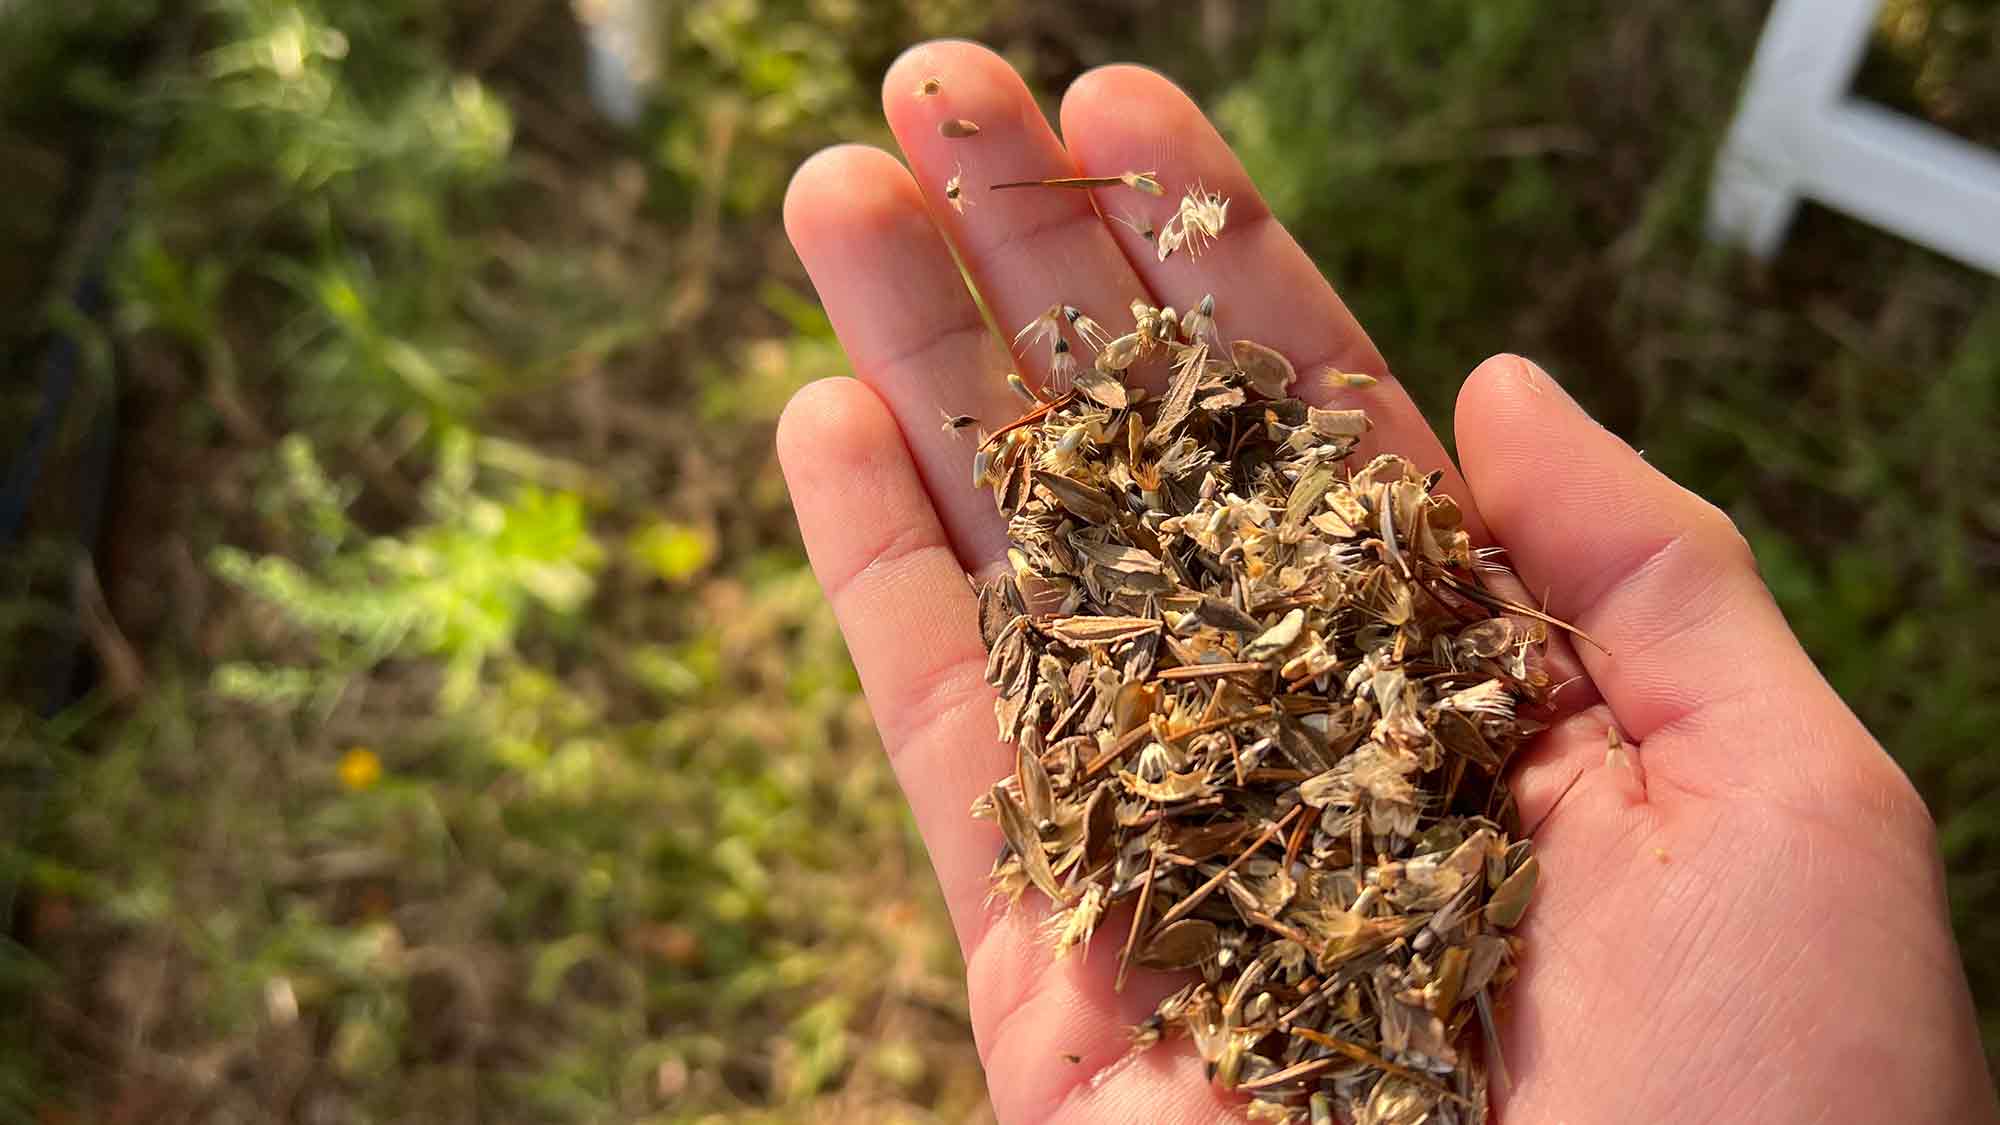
[882,40,1151,393]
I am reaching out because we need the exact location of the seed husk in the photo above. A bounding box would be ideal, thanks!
[1140,918,1223,970]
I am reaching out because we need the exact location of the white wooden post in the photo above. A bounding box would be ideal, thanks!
[1709,0,2000,275]
[578,0,660,127]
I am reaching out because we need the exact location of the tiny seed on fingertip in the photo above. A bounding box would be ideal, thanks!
[1111,212,1157,242]
[916,75,943,97]
[1121,170,1165,196]
[940,118,981,138]
[1323,370,1380,390]
[944,164,967,213]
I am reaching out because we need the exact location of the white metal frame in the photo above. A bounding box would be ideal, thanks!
[1708,0,2000,274]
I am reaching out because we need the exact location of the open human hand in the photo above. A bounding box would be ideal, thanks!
[774,41,1997,1125]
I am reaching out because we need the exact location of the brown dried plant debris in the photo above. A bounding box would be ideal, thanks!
[964,295,1553,1124]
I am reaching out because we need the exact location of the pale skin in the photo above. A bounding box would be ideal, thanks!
[775,41,2000,1125]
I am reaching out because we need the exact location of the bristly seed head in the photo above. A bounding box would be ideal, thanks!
[1065,305,1113,353]
[944,163,967,213]
[1181,293,1219,347]
[1157,184,1230,261]
[1049,336,1076,395]
[1015,305,1062,350]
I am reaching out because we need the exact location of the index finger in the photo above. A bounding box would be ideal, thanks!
[882,41,1152,395]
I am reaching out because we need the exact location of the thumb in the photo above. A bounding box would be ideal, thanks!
[1454,355,1915,814]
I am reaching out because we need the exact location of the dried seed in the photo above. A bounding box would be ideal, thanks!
[1095,331,1146,373]
[1111,211,1158,243]
[1280,460,1340,538]
[993,783,1066,904]
[1034,471,1118,524]
[1306,406,1372,439]
[1484,853,1538,929]
[1169,819,1250,862]
[1018,739,1056,826]
[1324,369,1380,390]
[1147,341,1208,445]
[1242,608,1306,663]
[1429,945,1468,1017]
[1185,595,1262,635]
[944,164,967,213]
[1082,784,1117,871]
[1111,680,1158,738]
[1048,883,1106,957]
[1139,918,1221,969]
[1048,615,1162,646]
[1232,338,1297,399]
[1071,361,1131,409]
[1118,766,1215,802]
[939,118,981,138]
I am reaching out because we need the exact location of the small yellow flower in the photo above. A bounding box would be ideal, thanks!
[338,747,382,791]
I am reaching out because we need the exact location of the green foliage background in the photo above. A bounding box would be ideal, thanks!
[1,1,1996,1121]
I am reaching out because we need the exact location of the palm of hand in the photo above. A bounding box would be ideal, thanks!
[776,41,1993,1125]
[1508,706,1975,1123]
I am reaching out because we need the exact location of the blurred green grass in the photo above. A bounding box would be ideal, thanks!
[1,1,1997,1121]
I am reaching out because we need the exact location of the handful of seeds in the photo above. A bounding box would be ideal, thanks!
[967,296,1549,1124]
